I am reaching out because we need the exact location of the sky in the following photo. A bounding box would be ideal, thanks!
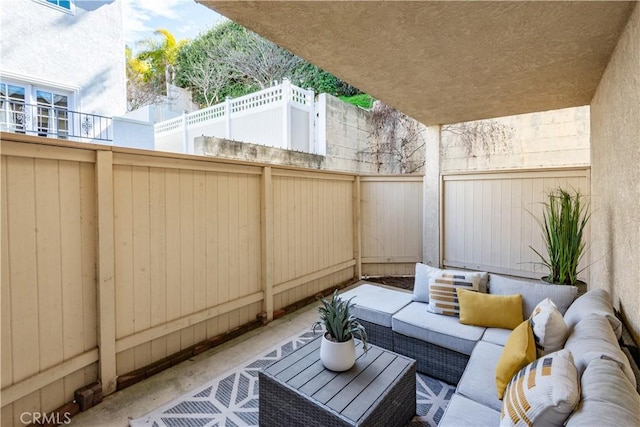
[123,0,226,48]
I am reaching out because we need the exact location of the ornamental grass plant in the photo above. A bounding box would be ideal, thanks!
[313,290,369,352]
[531,188,590,286]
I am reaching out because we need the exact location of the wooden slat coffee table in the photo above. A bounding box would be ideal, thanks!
[259,335,416,427]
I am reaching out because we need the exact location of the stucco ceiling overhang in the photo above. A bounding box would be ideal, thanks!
[198,1,636,125]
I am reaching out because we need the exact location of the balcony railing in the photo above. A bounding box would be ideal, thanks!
[0,102,113,142]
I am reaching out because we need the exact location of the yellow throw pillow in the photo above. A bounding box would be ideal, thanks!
[457,288,523,329]
[495,320,537,399]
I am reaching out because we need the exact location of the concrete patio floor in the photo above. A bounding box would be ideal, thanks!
[70,298,321,426]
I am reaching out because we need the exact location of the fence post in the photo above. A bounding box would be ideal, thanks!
[225,96,232,140]
[306,87,315,153]
[282,78,292,150]
[353,176,362,279]
[261,166,274,321]
[96,150,117,395]
[182,111,189,154]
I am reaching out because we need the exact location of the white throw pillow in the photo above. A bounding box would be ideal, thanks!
[529,298,568,356]
[412,263,441,302]
[428,272,481,317]
[500,349,579,427]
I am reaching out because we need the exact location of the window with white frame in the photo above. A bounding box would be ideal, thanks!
[0,83,27,133]
[0,80,73,138]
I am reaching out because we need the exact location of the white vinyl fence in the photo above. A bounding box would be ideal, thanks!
[155,79,318,155]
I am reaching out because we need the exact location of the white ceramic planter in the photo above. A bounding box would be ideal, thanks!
[320,334,356,372]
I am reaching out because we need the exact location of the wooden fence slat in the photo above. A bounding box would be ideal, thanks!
[34,159,64,372]
[7,157,40,383]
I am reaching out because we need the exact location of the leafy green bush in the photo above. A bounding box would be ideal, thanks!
[339,94,374,109]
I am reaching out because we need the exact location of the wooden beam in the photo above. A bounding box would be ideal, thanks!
[1,140,95,163]
[273,260,356,295]
[353,176,362,279]
[113,152,262,175]
[96,150,117,395]
[271,168,354,181]
[1,349,98,405]
[115,292,264,352]
[261,166,274,321]
[361,256,422,264]
[359,176,424,182]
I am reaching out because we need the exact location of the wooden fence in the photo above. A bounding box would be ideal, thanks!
[360,176,424,277]
[442,168,591,281]
[0,133,422,425]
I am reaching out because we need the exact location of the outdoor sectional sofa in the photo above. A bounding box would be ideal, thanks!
[340,266,640,426]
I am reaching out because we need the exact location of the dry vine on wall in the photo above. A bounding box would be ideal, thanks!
[441,120,514,159]
[363,101,426,174]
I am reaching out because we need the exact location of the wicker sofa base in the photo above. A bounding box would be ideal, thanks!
[393,332,470,385]
[358,319,394,350]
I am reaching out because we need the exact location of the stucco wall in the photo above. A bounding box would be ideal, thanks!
[323,94,378,173]
[323,94,427,174]
[590,6,640,342]
[0,0,126,116]
[441,106,590,172]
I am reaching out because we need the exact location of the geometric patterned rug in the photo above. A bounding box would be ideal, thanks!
[129,329,455,427]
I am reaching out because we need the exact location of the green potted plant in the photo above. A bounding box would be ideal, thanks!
[312,290,369,371]
[531,188,590,291]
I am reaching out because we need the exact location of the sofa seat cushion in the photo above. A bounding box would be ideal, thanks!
[340,284,412,328]
[439,394,501,427]
[565,357,640,427]
[482,328,511,346]
[456,341,505,411]
[489,274,577,317]
[392,302,485,355]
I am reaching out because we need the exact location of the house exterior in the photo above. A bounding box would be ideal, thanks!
[0,0,126,142]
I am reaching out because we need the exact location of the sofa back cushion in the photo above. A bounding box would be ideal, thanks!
[565,357,640,427]
[500,349,579,427]
[563,288,622,338]
[563,314,636,388]
[489,275,577,317]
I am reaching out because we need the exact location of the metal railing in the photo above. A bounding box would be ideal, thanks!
[0,102,113,141]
